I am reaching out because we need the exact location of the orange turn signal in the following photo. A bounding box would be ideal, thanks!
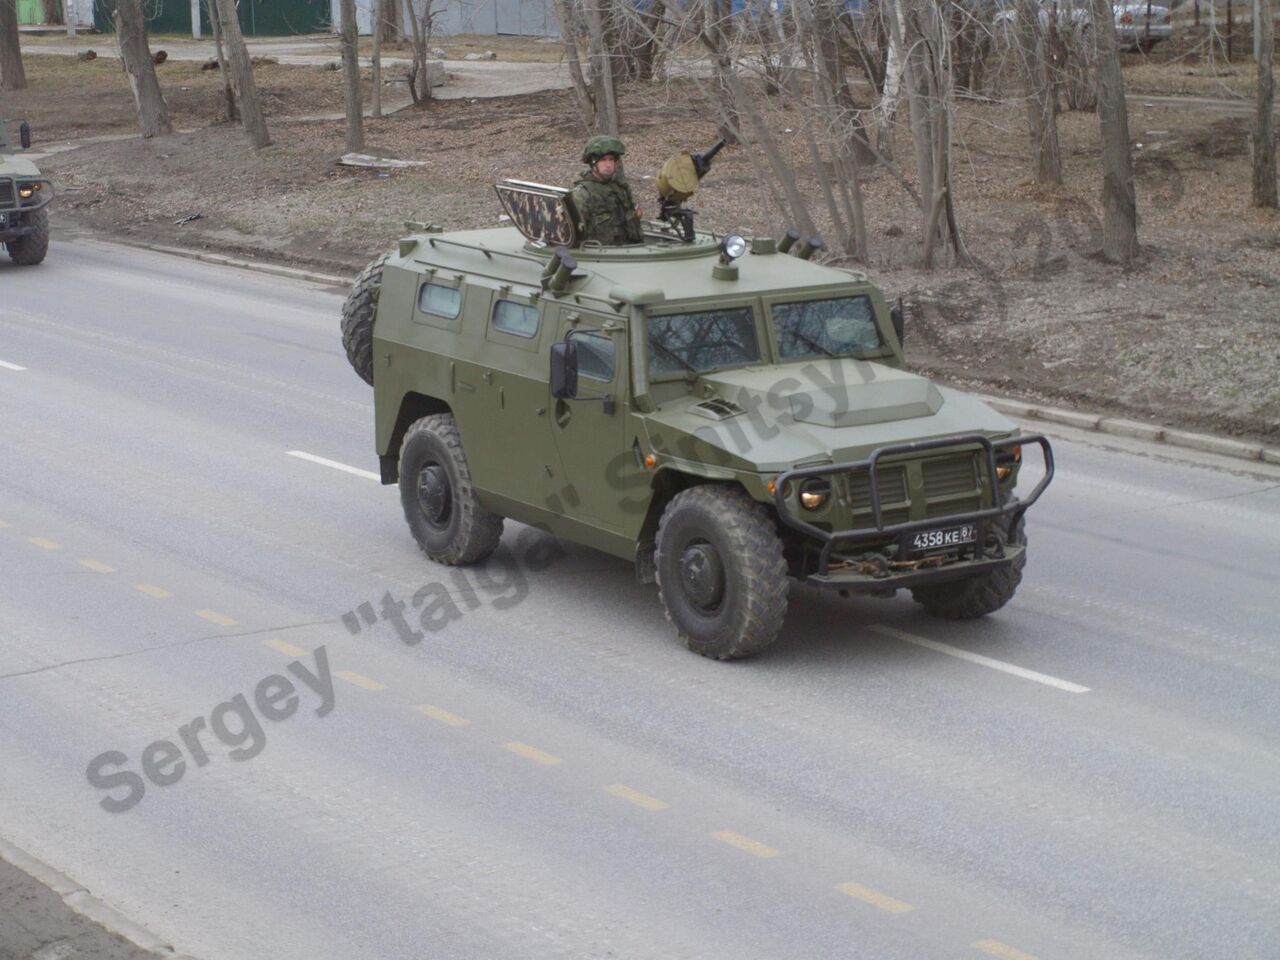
[643,454,657,469]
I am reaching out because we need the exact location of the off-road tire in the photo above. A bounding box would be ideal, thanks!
[341,253,388,386]
[399,414,504,565]
[6,208,49,266]
[655,485,789,660]
[910,516,1026,619]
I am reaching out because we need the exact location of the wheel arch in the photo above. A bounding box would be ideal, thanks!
[380,392,453,484]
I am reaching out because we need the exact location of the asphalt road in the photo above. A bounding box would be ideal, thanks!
[1,238,1278,960]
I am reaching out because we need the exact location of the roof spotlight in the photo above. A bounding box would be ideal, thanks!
[720,234,747,263]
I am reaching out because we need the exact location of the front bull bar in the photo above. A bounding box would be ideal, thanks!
[772,434,1055,577]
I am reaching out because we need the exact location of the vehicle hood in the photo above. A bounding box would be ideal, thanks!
[642,360,1016,473]
[0,156,44,177]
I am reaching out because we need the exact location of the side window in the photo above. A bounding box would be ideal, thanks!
[576,332,616,383]
[492,300,540,339]
[418,282,461,318]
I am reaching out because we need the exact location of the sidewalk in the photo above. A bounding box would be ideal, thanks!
[0,855,171,960]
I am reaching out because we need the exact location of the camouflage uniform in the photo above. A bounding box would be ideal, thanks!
[570,174,643,246]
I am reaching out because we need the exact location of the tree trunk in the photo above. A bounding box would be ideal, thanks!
[371,0,382,118]
[706,0,741,143]
[406,0,435,104]
[379,0,401,44]
[554,0,596,130]
[116,0,173,138]
[214,0,270,147]
[340,0,364,149]
[0,0,27,91]
[204,0,237,121]
[42,0,61,24]
[1253,0,1277,207]
[583,0,620,133]
[1088,0,1139,262]
[1017,0,1062,183]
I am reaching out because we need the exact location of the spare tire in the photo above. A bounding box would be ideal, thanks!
[341,253,388,386]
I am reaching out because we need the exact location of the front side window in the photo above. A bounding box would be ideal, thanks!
[492,300,540,338]
[575,332,616,382]
[773,296,882,360]
[648,307,759,376]
[418,282,462,318]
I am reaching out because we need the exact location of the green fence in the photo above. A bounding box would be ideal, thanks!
[93,0,330,37]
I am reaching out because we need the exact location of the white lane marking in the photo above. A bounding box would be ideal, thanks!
[869,625,1091,694]
[287,450,380,481]
[0,360,28,371]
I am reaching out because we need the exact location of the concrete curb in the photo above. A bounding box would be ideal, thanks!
[96,239,1280,468]
[974,395,1278,465]
[0,837,197,959]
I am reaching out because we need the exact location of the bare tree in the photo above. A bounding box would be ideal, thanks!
[1016,0,1062,182]
[340,0,364,149]
[0,0,27,91]
[116,0,173,138]
[214,0,271,147]
[583,0,621,133]
[41,0,61,24]
[406,0,439,104]
[204,0,237,121]
[1253,0,1277,207]
[555,0,598,129]
[894,0,968,267]
[1087,0,1138,262]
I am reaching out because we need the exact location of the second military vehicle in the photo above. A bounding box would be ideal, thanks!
[341,158,1053,660]
[0,119,53,266]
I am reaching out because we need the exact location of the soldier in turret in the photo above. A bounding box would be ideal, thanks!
[569,135,644,246]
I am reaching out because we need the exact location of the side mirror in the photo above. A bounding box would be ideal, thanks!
[550,340,578,399]
[890,298,905,345]
[19,121,31,150]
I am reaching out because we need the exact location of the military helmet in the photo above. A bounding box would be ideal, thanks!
[581,135,626,164]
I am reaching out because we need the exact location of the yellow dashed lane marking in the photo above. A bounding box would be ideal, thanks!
[28,537,60,550]
[973,940,1039,960]
[712,831,781,859]
[503,742,563,766]
[134,583,173,599]
[194,609,238,627]
[335,670,386,691]
[835,881,915,914]
[414,704,471,727]
[263,638,309,658]
[604,783,670,811]
[79,559,116,573]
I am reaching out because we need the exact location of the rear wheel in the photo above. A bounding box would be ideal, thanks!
[398,414,503,565]
[911,516,1026,619]
[341,253,388,386]
[655,485,788,660]
[6,209,49,266]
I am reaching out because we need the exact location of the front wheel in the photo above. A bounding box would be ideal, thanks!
[655,485,789,660]
[910,516,1026,619]
[399,414,504,565]
[6,208,49,265]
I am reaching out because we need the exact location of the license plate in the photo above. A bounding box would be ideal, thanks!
[903,522,978,555]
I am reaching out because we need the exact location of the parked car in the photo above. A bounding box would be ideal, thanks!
[994,0,1173,51]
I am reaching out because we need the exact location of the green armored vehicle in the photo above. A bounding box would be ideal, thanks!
[342,168,1053,660]
[0,119,53,266]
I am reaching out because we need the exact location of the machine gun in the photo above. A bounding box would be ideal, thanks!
[656,138,727,242]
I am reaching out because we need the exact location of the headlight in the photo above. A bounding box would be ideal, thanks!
[18,185,35,198]
[720,234,747,261]
[995,445,1022,481]
[799,478,831,510]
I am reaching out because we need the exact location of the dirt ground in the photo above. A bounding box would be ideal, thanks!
[13,48,1279,445]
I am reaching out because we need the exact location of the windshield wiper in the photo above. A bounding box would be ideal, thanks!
[650,340,700,375]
